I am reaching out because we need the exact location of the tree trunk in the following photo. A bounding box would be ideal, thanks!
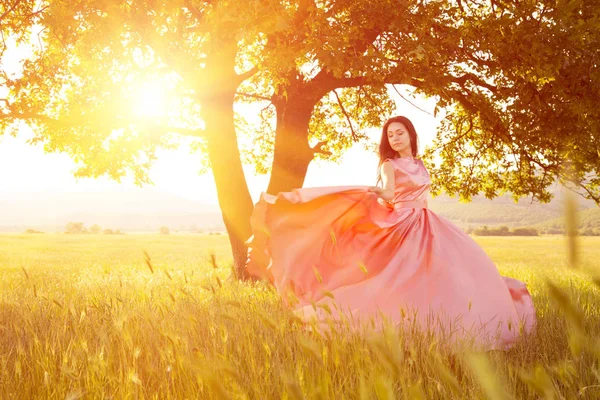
[203,95,254,279]
[202,44,255,280]
[267,97,317,194]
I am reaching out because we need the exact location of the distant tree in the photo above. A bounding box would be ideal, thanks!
[511,227,539,237]
[159,226,170,235]
[582,229,599,236]
[65,222,86,235]
[473,225,538,236]
[497,226,510,236]
[473,227,489,236]
[103,229,114,235]
[24,229,43,234]
[89,224,101,234]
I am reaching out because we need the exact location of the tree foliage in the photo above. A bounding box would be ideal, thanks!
[64,222,86,234]
[419,0,600,203]
[241,0,600,202]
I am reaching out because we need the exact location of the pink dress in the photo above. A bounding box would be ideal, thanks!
[246,157,536,349]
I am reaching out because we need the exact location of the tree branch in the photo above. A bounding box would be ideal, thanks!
[259,101,274,114]
[436,115,475,154]
[311,140,331,156]
[333,89,359,141]
[25,5,49,20]
[236,66,258,84]
[183,0,206,23]
[310,15,387,94]
[452,73,497,94]
[438,87,478,114]
[0,0,23,23]
[235,91,272,102]
[463,50,496,69]
[317,74,369,94]
[391,85,433,115]
[567,178,600,205]
[359,85,389,118]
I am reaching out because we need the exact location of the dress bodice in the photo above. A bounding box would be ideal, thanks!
[384,157,431,204]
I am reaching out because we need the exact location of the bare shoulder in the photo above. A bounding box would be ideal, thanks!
[382,158,396,168]
[381,159,395,172]
[380,160,396,183]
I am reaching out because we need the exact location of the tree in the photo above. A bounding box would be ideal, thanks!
[0,0,274,277]
[64,222,86,234]
[512,227,539,237]
[241,1,600,203]
[159,226,170,235]
[244,0,398,193]
[89,224,101,234]
[418,0,600,204]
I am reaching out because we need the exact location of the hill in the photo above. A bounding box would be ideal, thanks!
[428,187,597,230]
[533,208,600,235]
[428,200,562,227]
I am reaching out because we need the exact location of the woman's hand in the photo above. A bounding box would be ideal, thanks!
[369,187,393,208]
[368,186,383,196]
[377,197,394,208]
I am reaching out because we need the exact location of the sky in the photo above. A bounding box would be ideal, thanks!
[0,31,442,206]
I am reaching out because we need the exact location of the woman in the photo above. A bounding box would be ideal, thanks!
[245,116,535,350]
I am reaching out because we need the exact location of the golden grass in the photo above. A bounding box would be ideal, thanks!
[1,234,599,399]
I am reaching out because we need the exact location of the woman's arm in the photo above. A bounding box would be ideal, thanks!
[368,161,395,201]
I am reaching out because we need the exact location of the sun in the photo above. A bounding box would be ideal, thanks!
[131,82,168,118]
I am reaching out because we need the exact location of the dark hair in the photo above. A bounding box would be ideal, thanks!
[376,116,419,185]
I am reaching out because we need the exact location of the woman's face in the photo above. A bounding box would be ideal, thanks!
[387,122,411,155]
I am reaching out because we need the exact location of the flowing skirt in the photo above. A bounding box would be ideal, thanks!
[246,186,536,349]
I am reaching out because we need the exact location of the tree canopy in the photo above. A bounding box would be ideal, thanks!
[238,0,600,201]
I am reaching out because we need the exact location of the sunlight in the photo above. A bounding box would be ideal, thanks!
[131,82,168,118]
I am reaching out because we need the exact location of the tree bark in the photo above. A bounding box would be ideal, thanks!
[267,94,318,194]
[202,44,254,280]
[204,99,254,279]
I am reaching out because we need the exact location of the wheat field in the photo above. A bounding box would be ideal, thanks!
[1,233,599,399]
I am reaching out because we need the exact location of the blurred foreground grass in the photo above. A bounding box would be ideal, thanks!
[1,234,599,399]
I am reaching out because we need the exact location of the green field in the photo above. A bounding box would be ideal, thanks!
[1,234,599,399]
